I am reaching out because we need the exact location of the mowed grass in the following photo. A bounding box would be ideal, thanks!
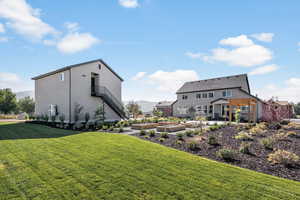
[0,123,299,200]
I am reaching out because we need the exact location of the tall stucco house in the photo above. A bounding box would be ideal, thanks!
[32,59,126,123]
[172,74,263,122]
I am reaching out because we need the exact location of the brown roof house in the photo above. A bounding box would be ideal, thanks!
[172,74,263,122]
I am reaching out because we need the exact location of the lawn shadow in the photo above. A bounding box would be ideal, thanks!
[0,122,83,140]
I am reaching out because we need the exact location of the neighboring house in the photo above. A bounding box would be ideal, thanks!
[172,74,263,122]
[32,59,126,123]
[155,101,174,117]
[262,99,294,122]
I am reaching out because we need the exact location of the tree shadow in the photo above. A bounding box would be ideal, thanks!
[0,122,83,140]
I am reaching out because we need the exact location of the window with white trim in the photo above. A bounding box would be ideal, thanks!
[222,90,232,97]
[202,93,208,98]
[208,92,214,98]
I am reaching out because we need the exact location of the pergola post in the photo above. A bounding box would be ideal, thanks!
[229,105,232,122]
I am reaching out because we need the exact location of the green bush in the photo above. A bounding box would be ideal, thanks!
[268,150,299,167]
[260,137,275,150]
[208,135,218,145]
[185,130,194,137]
[188,141,199,151]
[158,138,165,143]
[209,125,219,131]
[148,130,156,137]
[144,135,150,139]
[160,132,169,138]
[108,126,115,132]
[176,133,184,140]
[118,127,124,133]
[176,140,183,145]
[102,125,108,130]
[239,142,251,154]
[217,149,236,162]
[139,130,147,136]
[234,131,253,141]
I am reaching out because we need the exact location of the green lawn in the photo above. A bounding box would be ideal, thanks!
[0,122,299,200]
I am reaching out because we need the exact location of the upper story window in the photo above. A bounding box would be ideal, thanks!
[202,93,208,98]
[196,93,201,99]
[222,90,232,97]
[60,72,65,81]
[208,92,214,98]
[182,95,188,100]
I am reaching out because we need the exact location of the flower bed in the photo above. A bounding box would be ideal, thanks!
[156,125,186,132]
[135,123,300,182]
[131,123,159,130]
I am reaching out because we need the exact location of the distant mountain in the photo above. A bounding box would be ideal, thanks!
[15,90,34,100]
[123,100,158,113]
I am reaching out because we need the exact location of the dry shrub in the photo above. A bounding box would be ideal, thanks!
[249,127,266,136]
[235,131,253,141]
[268,150,299,167]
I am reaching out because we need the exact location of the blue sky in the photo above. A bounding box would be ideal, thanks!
[0,0,300,102]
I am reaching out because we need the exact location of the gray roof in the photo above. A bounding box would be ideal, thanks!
[156,101,174,107]
[32,59,124,81]
[176,74,250,94]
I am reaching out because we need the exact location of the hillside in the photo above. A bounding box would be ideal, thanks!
[0,122,299,200]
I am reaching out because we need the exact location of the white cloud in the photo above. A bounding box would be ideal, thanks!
[64,22,79,32]
[251,33,274,42]
[119,0,139,8]
[148,70,199,92]
[255,78,300,103]
[249,64,279,75]
[0,72,33,92]
[43,39,56,46]
[188,34,273,67]
[0,36,8,42]
[185,52,203,59]
[57,32,99,54]
[0,0,57,39]
[219,35,253,47]
[132,72,147,80]
[0,23,5,33]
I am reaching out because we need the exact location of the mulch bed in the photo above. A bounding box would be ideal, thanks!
[134,125,300,182]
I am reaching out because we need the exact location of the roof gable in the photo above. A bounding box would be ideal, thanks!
[32,59,124,81]
[177,74,250,94]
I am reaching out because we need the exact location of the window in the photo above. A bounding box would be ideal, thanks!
[203,105,208,114]
[202,93,208,98]
[196,105,202,112]
[241,106,249,111]
[208,92,214,98]
[222,90,232,97]
[60,72,65,81]
[196,93,201,99]
[209,105,213,114]
[182,95,188,100]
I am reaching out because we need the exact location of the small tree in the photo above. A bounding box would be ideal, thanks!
[187,106,196,120]
[85,112,90,123]
[18,96,35,115]
[153,108,163,117]
[126,101,141,118]
[95,104,105,122]
[59,114,65,127]
[74,103,84,122]
[235,108,241,123]
[0,88,18,114]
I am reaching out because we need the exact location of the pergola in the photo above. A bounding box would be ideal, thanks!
[228,98,258,123]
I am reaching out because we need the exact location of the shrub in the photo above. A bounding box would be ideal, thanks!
[273,132,289,141]
[158,138,165,143]
[188,141,199,151]
[84,112,90,123]
[108,126,115,132]
[239,142,251,154]
[185,130,194,137]
[234,131,253,141]
[177,133,184,140]
[286,131,299,138]
[249,127,265,136]
[160,132,169,139]
[102,125,108,131]
[139,130,147,136]
[148,130,156,137]
[59,114,65,124]
[208,135,218,145]
[118,127,124,133]
[209,125,220,131]
[144,135,150,139]
[176,140,183,145]
[260,137,275,150]
[217,149,236,162]
[268,150,299,167]
[193,129,202,135]
[51,115,56,123]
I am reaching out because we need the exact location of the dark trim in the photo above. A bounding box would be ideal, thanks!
[245,74,251,93]
[32,59,124,82]
[211,98,228,104]
[176,87,241,94]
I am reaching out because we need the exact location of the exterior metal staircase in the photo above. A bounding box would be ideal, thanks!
[91,85,127,119]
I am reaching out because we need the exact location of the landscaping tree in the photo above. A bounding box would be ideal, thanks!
[187,106,196,120]
[294,102,300,116]
[18,96,35,115]
[74,103,84,122]
[126,101,141,118]
[0,88,18,114]
[235,108,241,123]
[153,108,163,117]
